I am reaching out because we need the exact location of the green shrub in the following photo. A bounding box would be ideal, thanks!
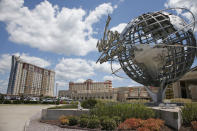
[101,118,116,130]
[79,118,89,127]
[24,101,39,104]
[87,118,100,129]
[42,101,55,104]
[70,101,78,105]
[90,103,155,121]
[3,100,11,104]
[181,103,197,125]
[99,116,110,124]
[112,116,121,126]
[81,99,97,109]
[170,98,192,103]
[56,99,60,105]
[80,114,90,119]
[0,95,4,101]
[60,100,69,104]
[90,115,99,119]
[13,100,22,104]
[68,116,78,126]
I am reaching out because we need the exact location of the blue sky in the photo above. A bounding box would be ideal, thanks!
[0,0,197,94]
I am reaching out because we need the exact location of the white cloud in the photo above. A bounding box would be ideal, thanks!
[0,79,8,94]
[0,53,51,74]
[0,54,11,74]
[55,58,122,86]
[103,75,123,81]
[90,61,120,74]
[165,0,197,32]
[55,58,95,81]
[56,80,69,90]
[56,81,68,87]
[0,0,116,56]
[85,3,114,35]
[111,23,127,33]
[76,78,86,83]
[14,53,51,68]
[128,80,142,87]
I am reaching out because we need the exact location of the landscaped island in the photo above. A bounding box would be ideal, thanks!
[41,99,197,130]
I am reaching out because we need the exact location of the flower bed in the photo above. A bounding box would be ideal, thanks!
[118,118,164,130]
[40,102,197,130]
[40,114,170,131]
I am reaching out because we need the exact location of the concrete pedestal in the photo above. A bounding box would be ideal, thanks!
[151,107,182,130]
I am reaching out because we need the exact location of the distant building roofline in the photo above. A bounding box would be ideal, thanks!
[12,55,55,73]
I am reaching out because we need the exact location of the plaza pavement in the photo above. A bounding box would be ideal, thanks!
[0,104,84,131]
[25,110,84,131]
[0,104,52,131]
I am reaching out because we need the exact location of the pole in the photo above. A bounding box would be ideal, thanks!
[56,83,58,98]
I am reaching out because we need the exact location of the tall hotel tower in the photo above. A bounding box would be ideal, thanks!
[7,55,55,96]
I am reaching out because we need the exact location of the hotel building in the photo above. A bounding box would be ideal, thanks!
[59,79,115,100]
[59,67,197,101]
[7,55,55,96]
[59,79,154,101]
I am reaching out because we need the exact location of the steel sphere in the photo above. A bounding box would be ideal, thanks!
[118,11,196,87]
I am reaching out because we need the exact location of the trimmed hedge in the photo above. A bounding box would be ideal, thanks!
[81,99,97,109]
[2,100,11,104]
[13,100,23,104]
[24,101,39,104]
[91,103,155,121]
[99,116,110,125]
[112,116,121,126]
[68,116,78,126]
[79,118,89,127]
[80,114,90,119]
[181,103,197,125]
[101,118,116,130]
[87,118,100,129]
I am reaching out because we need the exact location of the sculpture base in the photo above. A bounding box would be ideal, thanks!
[151,106,182,130]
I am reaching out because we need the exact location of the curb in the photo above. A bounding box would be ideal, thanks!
[24,119,30,131]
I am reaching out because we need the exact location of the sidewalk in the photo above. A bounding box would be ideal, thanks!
[25,111,85,131]
[0,104,52,131]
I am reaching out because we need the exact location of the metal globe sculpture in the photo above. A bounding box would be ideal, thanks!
[96,8,197,103]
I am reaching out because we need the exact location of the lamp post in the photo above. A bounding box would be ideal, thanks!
[56,83,58,98]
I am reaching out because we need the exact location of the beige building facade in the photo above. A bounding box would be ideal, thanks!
[172,67,197,101]
[59,67,197,101]
[59,79,154,101]
[7,56,55,97]
[68,79,116,100]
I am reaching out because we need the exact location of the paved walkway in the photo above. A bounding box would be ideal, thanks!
[25,111,85,131]
[0,104,52,131]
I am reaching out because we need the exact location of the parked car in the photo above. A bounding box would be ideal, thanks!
[16,97,21,100]
[4,96,11,100]
[30,97,39,101]
[24,97,31,101]
[42,98,54,103]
